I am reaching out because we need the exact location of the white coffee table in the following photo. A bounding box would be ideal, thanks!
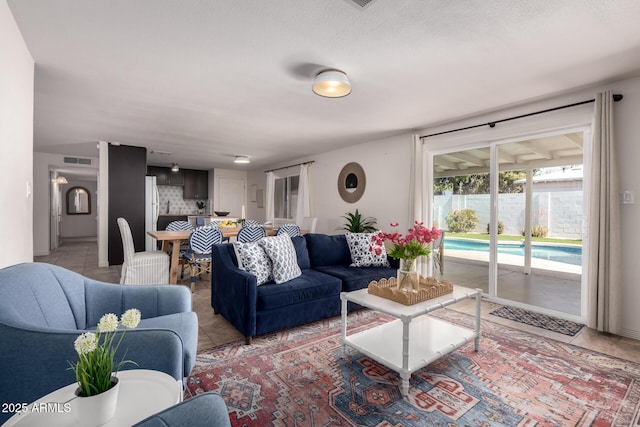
[4,369,182,426]
[340,285,481,398]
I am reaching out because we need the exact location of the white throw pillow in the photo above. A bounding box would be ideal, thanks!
[232,241,272,285]
[345,232,390,267]
[259,235,302,284]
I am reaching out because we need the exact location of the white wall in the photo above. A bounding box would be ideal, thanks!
[0,1,34,268]
[248,133,414,235]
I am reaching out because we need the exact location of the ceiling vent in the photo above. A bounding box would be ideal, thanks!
[64,156,92,165]
[348,0,377,8]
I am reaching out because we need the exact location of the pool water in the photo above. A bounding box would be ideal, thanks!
[444,238,582,266]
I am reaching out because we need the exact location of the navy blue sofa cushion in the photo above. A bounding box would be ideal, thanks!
[291,235,311,270]
[314,265,397,292]
[257,269,341,311]
[304,233,351,267]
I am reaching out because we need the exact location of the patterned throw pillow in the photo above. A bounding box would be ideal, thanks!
[232,241,273,285]
[345,232,390,267]
[259,235,302,284]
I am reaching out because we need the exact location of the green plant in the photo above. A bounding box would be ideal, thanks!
[68,309,140,397]
[196,200,206,210]
[487,221,504,234]
[445,209,479,233]
[522,224,548,238]
[342,209,378,233]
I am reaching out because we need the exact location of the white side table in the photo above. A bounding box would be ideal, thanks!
[4,369,182,426]
[341,285,482,398]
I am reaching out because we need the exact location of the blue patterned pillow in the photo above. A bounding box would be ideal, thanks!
[345,232,390,267]
[232,241,272,285]
[259,235,302,284]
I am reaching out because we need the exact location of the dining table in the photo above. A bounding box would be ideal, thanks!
[147,226,284,284]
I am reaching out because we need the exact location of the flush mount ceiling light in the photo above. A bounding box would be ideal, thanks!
[55,176,68,184]
[234,156,251,164]
[312,69,351,98]
[171,163,179,172]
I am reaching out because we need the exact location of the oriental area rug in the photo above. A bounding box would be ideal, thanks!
[187,309,640,426]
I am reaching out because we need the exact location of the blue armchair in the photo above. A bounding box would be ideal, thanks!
[0,262,198,424]
[132,392,231,427]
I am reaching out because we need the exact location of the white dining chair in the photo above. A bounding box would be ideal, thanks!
[301,217,317,233]
[117,217,170,285]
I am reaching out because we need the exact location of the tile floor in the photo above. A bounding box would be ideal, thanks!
[34,238,640,363]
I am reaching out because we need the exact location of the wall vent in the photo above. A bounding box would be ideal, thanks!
[63,156,92,165]
[348,0,377,8]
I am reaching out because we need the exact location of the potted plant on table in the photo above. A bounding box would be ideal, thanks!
[371,222,441,293]
[68,308,141,426]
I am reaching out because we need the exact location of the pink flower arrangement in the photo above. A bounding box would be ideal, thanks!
[371,221,441,261]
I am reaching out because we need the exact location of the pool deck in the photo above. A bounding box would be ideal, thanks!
[445,249,582,277]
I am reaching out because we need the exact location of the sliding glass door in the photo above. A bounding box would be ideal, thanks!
[432,148,491,294]
[430,130,587,321]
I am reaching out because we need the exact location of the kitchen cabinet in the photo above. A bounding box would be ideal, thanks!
[147,166,184,186]
[183,169,209,199]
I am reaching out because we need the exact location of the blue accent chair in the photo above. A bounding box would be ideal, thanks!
[132,392,231,427]
[0,262,198,424]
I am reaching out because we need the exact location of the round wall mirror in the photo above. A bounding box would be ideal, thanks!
[338,162,366,203]
[66,186,91,215]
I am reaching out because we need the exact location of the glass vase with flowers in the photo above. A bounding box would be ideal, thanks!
[371,222,441,293]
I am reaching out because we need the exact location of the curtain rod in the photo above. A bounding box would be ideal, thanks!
[264,160,315,173]
[419,94,623,140]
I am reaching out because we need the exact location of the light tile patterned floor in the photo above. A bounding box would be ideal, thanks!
[35,238,640,362]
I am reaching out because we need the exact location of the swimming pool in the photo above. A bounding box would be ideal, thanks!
[444,238,582,266]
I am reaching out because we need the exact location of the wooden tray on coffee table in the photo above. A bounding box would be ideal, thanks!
[368,276,453,305]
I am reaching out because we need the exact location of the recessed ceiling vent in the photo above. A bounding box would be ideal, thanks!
[348,0,377,8]
[64,156,92,165]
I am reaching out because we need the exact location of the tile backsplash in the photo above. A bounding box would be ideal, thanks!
[158,185,209,215]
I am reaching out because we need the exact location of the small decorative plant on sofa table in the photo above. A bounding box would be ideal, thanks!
[372,222,441,293]
[68,309,141,425]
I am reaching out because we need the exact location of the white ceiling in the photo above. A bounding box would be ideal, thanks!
[8,0,640,170]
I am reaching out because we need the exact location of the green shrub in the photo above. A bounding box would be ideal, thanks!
[445,209,479,233]
[522,224,548,238]
[487,221,504,234]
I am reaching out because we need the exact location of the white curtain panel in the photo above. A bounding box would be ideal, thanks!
[295,163,311,226]
[265,171,275,225]
[587,90,622,333]
[410,135,429,276]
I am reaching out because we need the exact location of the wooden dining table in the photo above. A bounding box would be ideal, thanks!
[147,226,283,284]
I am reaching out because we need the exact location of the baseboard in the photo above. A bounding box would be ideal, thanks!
[620,327,640,341]
[33,250,50,257]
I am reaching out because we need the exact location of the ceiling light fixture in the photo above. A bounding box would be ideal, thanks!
[55,176,68,184]
[234,156,251,164]
[171,163,179,172]
[312,69,351,98]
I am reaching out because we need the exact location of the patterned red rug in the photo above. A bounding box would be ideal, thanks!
[187,309,640,426]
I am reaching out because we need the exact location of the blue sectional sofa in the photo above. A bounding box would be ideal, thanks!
[211,233,398,344]
[0,262,198,424]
